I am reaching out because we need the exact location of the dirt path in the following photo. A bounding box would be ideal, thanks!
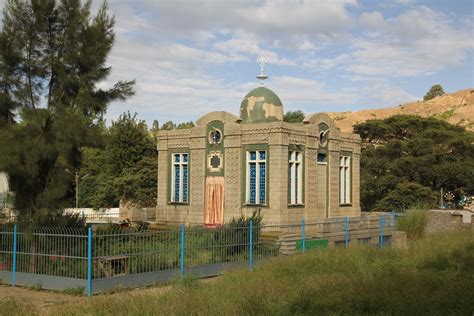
[0,277,217,313]
[0,284,83,309]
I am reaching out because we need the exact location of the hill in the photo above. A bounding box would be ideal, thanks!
[328,88,474,133]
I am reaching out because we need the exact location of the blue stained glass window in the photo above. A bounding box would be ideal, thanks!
[249,151,256,161]
[174,165,180,202]
[171,153,190,203]
[259,163,266,203]
[249,163,256,204]
[259,151,266,160]
[182,165,188,202]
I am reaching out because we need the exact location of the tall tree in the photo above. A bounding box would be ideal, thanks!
[0,0,134,224]
[79,112,157,209]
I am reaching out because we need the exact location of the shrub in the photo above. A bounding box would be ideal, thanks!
[212,210,263,261]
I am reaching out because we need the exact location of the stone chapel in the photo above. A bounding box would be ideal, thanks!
[156,66,361,226]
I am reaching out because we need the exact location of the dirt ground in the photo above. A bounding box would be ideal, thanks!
[0,277,216,313]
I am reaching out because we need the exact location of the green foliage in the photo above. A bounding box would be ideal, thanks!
[376,182,437,212]
[283,110,305,123]
[160,120,195,130]
[397,208,428,240]
[79,112,157,208]
[93,224,181,274]
[177,121,195,129]
[161,120,175,130]
[0,0,134,223]
[213,210,263,261]
[30,211,87,228]
[423,84,445,101]
[0,109,102,221]
[356,115,474,211]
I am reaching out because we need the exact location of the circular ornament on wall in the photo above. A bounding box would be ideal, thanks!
[208,128,222,145]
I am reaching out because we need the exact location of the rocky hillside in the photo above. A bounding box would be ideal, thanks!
[328,88,474,133]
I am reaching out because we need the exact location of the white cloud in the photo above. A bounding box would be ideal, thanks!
[0,0,470,125]
[298,40,316,50]
[359,11,389,32]
[347,6,474,76]
[270,76,357,106]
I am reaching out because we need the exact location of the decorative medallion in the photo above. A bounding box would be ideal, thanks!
[208,128,222,145]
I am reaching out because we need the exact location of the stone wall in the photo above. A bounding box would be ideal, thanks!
[119,200,156,222]
[425,209,473,234]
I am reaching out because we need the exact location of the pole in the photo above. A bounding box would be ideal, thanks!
[301,219,306,253]
[379,215,384,248]
[75,172,79,209]
[12,224,17,288]
[249,220,253,272]
[344,217,349,247]
[180,224,185,276]
[87,226,92,297]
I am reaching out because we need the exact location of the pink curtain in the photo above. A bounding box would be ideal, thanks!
[204,176,224,226]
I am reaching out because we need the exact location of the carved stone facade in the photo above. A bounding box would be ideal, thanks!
[156,88,361,226]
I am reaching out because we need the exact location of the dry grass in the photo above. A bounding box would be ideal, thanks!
[1,231,473,315]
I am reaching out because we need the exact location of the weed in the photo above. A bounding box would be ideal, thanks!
[397,207,428,239]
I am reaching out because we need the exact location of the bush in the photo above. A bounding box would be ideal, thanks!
[212,210,263,262]
[397,208,428,239]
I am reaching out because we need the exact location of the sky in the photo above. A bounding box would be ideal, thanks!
[2,0,474,126]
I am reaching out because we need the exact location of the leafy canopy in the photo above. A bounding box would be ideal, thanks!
[354,115,474,212]
[283,110,305,123]
[79,112,157,209]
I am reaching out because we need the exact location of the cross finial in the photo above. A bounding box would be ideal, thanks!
[256,52,268,85]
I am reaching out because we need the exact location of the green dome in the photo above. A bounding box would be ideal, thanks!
[239,86,284,123]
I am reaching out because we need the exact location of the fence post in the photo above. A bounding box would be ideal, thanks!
[391,210,396,227]
[249,220,253,272]
[301,219,306,253]
[12,224,17,288]
[180,224,185,276]
[87,226,92,297]
[344,217,349,247]
[379,215,384,248]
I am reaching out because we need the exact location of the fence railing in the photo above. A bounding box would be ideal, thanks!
[0,213,398,295]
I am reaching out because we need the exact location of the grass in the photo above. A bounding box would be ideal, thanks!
[1,231,473,315]
[397,207,428,239]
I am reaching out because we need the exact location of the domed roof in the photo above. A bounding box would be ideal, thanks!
[239,86,284,123]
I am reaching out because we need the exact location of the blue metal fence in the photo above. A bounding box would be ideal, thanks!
[0,213,398,296]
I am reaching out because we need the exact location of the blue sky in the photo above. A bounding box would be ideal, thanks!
[3,0,474,125]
